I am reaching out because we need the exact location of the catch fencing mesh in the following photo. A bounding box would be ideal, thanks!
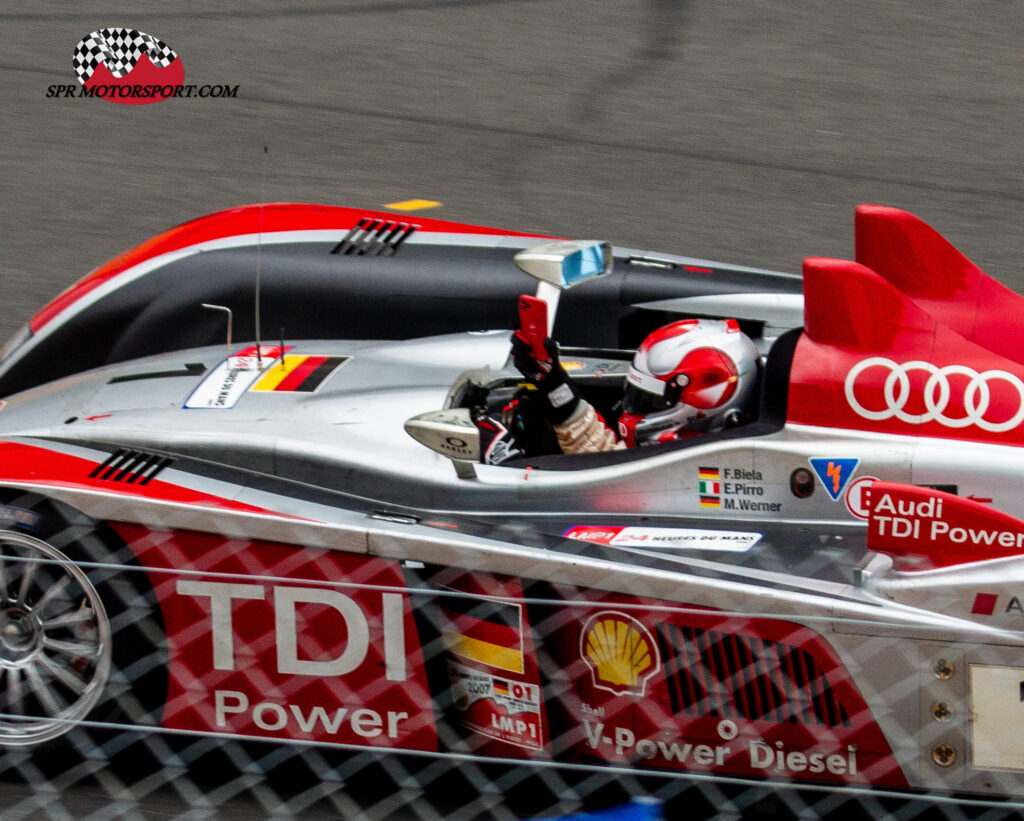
[0,500,1022,820]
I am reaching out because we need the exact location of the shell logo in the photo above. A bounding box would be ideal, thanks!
[580,611,661,697]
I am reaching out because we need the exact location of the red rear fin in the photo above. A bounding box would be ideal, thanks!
[789,258,1024,446]
[801,257,935,352]
[855,204,1024,363]
[866,481,1024,571]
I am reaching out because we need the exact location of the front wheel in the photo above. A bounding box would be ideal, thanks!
[0,529,113,746]
[0,490,167,770]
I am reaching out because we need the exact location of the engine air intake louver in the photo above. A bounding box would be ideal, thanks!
[331,218,418,256]
[89,448,174,485]
[657,623,850,728]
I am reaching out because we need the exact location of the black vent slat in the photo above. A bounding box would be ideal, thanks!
[709,635,730,718]
[821,672,838,725]
[124,453,159,484]
[774,644,802,724]
[692,626,718,718]
[680,628,702,710]
[730,634,754,719]
[786,646,812,724]
[794,648,818,724]
[758,637,786,722]
[358,219,385,254]
[798,650,818,720]
[87,457,111,479]
[736,635,760,719]
[760,640,783,721]
[331,217,419,256]
[719,638,735,717]
[89,448,174,485]
[656,623,851,729]
[696,627,719,717]
[96,450,133,480]
[145,456,174,485]
[657,626,682,714]
[376,222,403,250]
[331,219,367,255]
[112,450,143,481]
[745,634,774,721]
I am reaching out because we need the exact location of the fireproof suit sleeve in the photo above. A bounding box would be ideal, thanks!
[554,400,626,454]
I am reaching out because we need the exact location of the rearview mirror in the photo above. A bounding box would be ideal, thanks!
[514,240,613,290]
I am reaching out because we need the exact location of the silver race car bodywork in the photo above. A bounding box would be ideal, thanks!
[0,203,1021,798]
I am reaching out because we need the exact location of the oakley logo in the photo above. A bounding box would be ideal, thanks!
[845,358,1024,433]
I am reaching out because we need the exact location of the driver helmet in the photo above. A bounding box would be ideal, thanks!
[618,319,761,446]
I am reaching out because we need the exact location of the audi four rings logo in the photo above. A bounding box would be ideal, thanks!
[845,357,1024,433]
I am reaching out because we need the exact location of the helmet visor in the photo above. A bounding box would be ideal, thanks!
[621,382,681,415]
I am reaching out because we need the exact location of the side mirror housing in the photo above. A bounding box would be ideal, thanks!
[514,240,613,290]
[404,408,479,478]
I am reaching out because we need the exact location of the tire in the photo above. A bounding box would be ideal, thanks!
[0,528,112,745]
[0,489,168,772]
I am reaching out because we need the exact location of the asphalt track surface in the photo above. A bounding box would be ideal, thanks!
[4,1,1023,346]
[1,1,1022,818]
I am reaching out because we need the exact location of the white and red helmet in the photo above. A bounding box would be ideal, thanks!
[618,319,761,446]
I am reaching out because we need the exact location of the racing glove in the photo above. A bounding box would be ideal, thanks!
[510,333,581,424]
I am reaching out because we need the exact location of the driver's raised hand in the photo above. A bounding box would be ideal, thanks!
[510,333,581,424]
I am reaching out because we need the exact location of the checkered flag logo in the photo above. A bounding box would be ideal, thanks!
[72,28,178,85]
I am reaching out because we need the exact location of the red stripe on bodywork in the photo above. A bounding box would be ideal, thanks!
[0,441,295,518]
[32,204,556,332]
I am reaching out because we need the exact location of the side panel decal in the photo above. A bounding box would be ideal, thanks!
[115,523,438,751]
[184,345,289,408]
[543,591,908,787]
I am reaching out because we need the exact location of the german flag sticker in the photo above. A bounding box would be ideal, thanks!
[440,595,524,674]
[251,355,349,393]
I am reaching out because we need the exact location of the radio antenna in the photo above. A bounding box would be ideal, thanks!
[254,145,268,369]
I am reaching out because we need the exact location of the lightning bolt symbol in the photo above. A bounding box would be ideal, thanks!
[827,461,842,495]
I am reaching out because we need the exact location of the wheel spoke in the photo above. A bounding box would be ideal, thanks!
[38,652,88,695]
[15,559,37,607]
[0,554,7,604]
[31,573,72,615]
[41,605,96,631]
[42,637,99,658]
[25,665,62,717]
[7,667,24,715]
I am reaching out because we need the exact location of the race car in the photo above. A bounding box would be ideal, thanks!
[0,203,1022,802]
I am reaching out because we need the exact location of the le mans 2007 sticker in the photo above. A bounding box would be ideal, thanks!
[184,346,289,409]
[448,660,543,750]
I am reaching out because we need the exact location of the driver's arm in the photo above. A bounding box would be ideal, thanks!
[554,402,625,454]
[510,333,624,454]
